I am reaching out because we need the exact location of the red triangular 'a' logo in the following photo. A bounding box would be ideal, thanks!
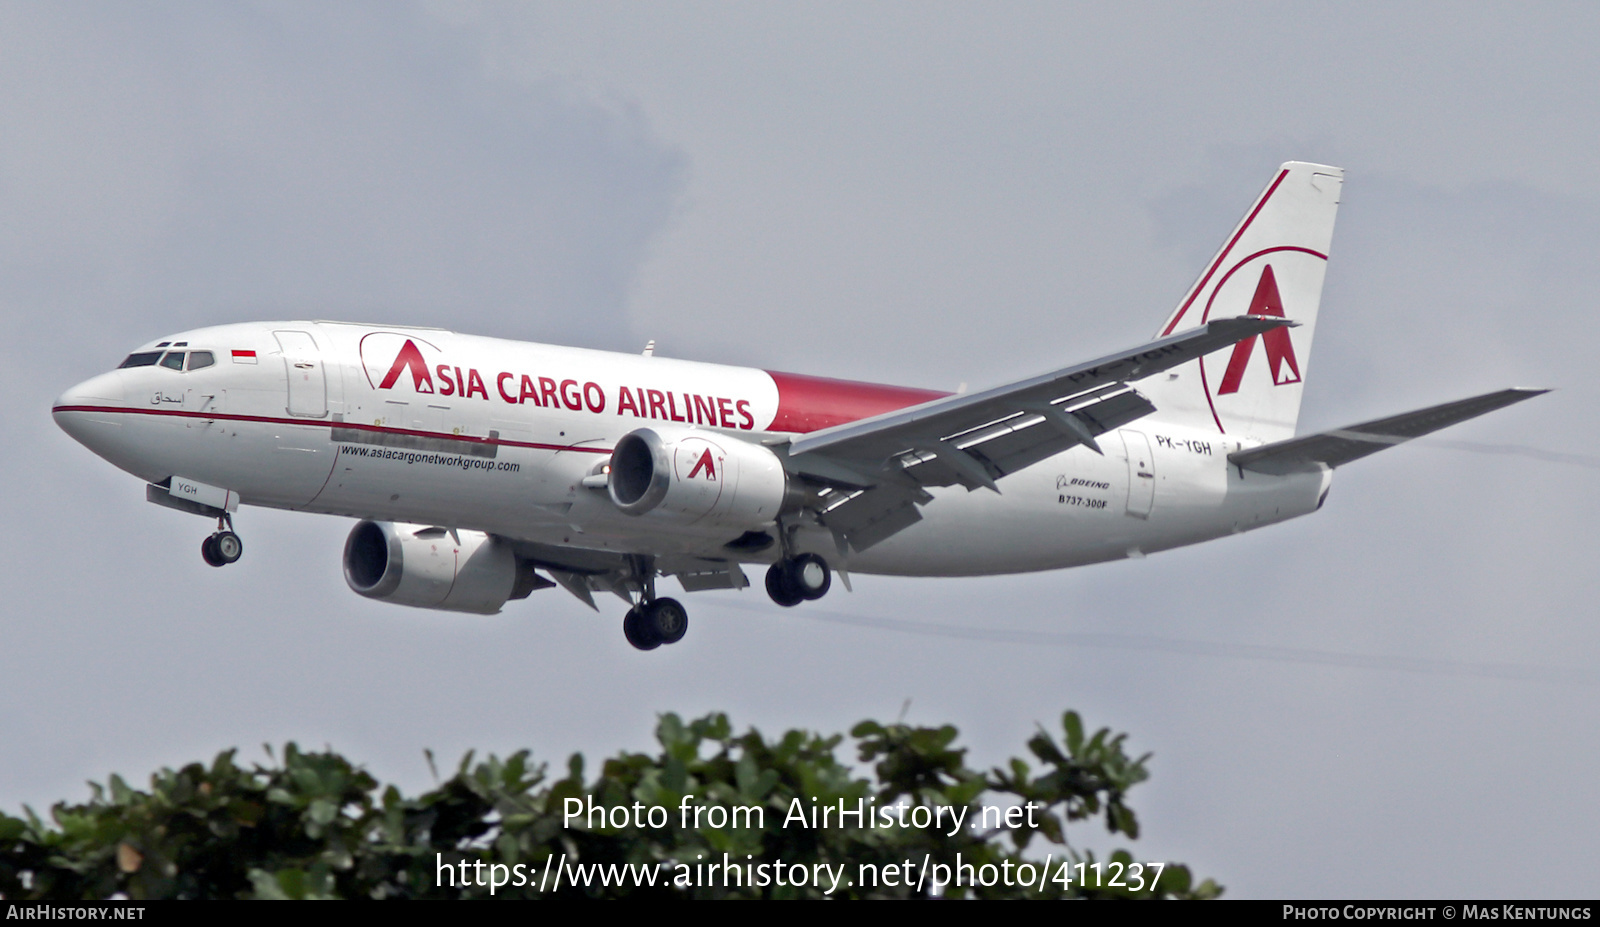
[686,448,717,480]
[378,339,434,393]
[1216,265,1302,395]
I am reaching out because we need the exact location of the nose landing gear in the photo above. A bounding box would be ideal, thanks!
[765,553,831,607]
[200,515,243,568]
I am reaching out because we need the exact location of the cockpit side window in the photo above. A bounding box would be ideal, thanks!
[159,351,186,371]
[187,351,215,371]
[118,351,163,368]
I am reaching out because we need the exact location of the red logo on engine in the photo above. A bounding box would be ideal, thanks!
[1215,264,1301,395]
[686,448,718,480]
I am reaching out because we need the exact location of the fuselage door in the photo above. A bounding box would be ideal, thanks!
[1121,429,1155,519]
[274,330,327,418]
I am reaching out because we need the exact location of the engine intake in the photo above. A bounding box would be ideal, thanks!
[343,520,532,614]
[607,426,790,529]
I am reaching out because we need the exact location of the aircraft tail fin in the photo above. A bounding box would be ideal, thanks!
[1143,162,1343,441]
[1228,388,1548,475]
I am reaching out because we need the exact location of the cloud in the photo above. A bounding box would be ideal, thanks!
[0,1,686,357]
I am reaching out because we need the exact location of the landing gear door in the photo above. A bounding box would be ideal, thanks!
[274,330,327,418]
[1121,429,1155,519]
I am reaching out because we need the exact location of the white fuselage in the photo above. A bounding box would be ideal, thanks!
[54,321,1330,578]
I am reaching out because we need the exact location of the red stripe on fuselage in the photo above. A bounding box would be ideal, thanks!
[49,405,613,454]
[765,370,949,433]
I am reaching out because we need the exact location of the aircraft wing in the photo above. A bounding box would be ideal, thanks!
[1228,388,1548,476]
[784,316,1293,551]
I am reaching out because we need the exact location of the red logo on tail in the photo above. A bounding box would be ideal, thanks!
[378,339,435,393]
[686,449,717,480]
[1216,264,1301,395]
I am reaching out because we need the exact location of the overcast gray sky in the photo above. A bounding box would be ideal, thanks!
[3,1,1596,899]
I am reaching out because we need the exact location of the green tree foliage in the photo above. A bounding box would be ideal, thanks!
[0,712,1220,900]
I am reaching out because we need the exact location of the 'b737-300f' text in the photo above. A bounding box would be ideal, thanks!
[54,162,1544,650]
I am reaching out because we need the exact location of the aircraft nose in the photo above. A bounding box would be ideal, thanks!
[52,371,128,448]
[54,370,126,413]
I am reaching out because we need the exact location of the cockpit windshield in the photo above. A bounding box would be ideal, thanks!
[118,349,216,371]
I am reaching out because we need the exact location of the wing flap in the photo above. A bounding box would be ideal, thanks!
[672,561,751,592]
[897,385,1156,489]
[1229,388,1548,475]
[818,488,927,551]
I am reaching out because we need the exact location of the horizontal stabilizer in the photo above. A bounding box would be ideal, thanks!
[1229,388,1548,475]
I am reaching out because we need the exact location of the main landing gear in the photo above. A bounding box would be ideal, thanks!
[615,549,832,650]
[200,514,243,568]
[765,553,831,607]
[619,554,689,652]
[622,598,689,651]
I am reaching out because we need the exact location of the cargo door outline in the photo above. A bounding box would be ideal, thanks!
[1121,429,1155,519]
[274,330,327,418]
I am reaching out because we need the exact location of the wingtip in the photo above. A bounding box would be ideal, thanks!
[1213,314,1298,330]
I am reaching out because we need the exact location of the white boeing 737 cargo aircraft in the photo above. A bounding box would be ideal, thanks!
[54,163,1543,650]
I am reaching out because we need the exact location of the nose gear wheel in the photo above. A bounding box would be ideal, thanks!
[201,530,243,567]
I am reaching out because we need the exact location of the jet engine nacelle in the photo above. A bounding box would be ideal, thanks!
[343,520,521,614]
[607,426,790,528]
